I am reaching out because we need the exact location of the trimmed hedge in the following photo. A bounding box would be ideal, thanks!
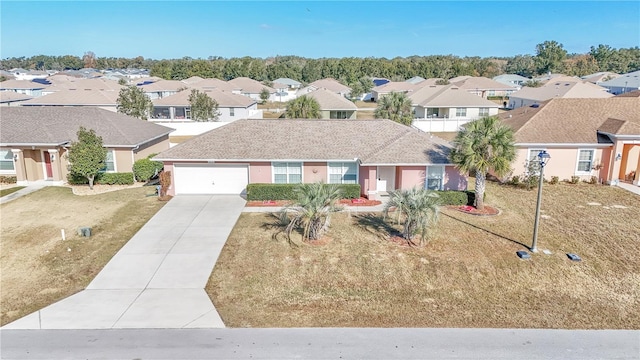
[246,183,361,200]
[133,158,163,182]
[434,190,481,206]
[0,175,17,184]
[67,172,134,185]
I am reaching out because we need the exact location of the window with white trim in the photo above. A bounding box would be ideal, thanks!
[273,162,302,184]
[330,111,348,119]
[0,149,15,171]
[425,165,445,190]
[455,108,467,117]
[527,149,545,175]
[328,162,357,184]
[230,108,235,117]
[100,150,115,172]
[478,108,489,116]
[576,149,594,173]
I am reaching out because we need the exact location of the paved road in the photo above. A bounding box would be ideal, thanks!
[1,328,638,359]
[2,195,246,330]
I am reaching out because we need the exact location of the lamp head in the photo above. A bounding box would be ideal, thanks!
[537,150,551,166]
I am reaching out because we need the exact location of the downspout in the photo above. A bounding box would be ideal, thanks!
[131,145,140,183]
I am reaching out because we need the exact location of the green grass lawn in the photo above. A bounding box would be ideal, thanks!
[1,186,166,325]
[0,186,25,197]
[207,181,640,329]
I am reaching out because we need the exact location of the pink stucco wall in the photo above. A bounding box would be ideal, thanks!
[444,166,467,190]
[359,166,376,195]
[513,147,611,182]
[164,162,175,196]
[249,162,271,183]
[397,166,425,189]
[304,162,328,183]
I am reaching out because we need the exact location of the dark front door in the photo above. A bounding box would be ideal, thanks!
[44,151,53,178]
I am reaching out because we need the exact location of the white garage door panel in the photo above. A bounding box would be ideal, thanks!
[174,164,248,194]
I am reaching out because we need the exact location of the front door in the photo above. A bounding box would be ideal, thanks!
[43,151,53,179]
[377,166,395,193]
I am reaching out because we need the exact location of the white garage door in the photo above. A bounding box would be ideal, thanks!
[174,164,248,194]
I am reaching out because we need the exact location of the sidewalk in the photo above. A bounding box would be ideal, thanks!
[0,184,45,205]
[616,182,640,195]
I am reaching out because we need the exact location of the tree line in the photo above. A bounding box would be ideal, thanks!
[2,41,638,85]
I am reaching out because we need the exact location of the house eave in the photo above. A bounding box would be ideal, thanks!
[515,143,612,148]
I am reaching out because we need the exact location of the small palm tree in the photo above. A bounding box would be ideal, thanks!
[285,95,321,119]
[374,91,413,126]
[450,116,516,210]
[383,187,440,246]
[282,183,343,243]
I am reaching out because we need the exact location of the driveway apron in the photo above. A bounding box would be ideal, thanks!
[2,195,245,329]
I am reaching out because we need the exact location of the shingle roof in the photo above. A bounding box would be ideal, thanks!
[42,78,123,91]
[139,80,189,92]
[0,92,32,103]
[409,85,500,107]
[599,70,640,88]
[499,97,640,143]
[309,78,351,93]
[509,81,612,102]
[154,119,451,165]
[21,89,120,106]
[305,88,357,110]
[0,107,173,147]
[227,77,274,93]
[273,78,301,86]
[451,76,516,91]
[152,88,255,108]
[190,78,237,92]
[0,80,48,90]
[373,81,420,94]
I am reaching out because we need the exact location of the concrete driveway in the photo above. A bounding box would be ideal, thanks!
[2,195,246,329]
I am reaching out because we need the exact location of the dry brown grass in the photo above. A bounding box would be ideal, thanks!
[0,186,165,326]
[356,110,375,120]
[354,101,377,109]
[207,182,640,328]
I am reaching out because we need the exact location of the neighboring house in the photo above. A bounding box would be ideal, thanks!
[0,107,173,185]
[182,76,205,85]
[450,76,517,98]
[151,88,260,122]
[581,71,620,85]
[370,81,420,102]
[20,89,120,112]
[40,77,123,96]
[406,76,426,84]
[492,74,530,89]
[508,80,612,109]
[500,96,640,186]
[304,88,358,119]
[534,73,569,83]
[302,78,352,98]
[598,70,640,95]
[0,80,48,97]
[227,77,276,101]
[191,78,236,92]
[0,92,32,106]
[153,119,467,197]
[409,85,500,132]
[272,78,302,89]
[139,80,189,100]
[272,78,301,102]
[8,68,49,81]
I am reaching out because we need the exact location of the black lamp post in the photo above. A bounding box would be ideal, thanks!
[531,150,551,253]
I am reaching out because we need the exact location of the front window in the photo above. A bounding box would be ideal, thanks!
[455,108,467,117]
[576,150,594,173]
[328,162,357,184]
[175,107,186,119]
[0,149,15,172]
[100,150,115,172]
[273,162,302,184]
[330,111,348,119]
[425,165,444,190]
[479,108,489,116]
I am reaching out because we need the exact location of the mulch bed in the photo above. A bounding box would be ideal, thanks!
[451,204,500,216]
[245,198,382,207]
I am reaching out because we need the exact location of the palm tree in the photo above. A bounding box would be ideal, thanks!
[282,183,343,243]
[450,116,516,210]
[383,187,440,246]
[285,95,321,119]
[374,91,413,126]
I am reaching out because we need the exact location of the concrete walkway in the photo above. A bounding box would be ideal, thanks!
[2,195,246,330]
[0,184,45,204]
[616,182,640,195]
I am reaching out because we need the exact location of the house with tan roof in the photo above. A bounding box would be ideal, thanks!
[139,80,189,99]
[508,80,612,109]
[191,78,236,92]
[493,74,530,89]
[0,80,49,97]
[304,88,357,119]
[409,85,500,132]
[499,97,640,187]
[227,77,275,101]
[0,107,172,185]
[298,78,352,98]
[450,76,517,98]
[598,70,640,95]
[151,88,260,122]
[581,72,620,85]
[370,81,420,102]
[20,89,121,111]
[153,119,466,197]
[0,92,32,106]
[40,77,124,96]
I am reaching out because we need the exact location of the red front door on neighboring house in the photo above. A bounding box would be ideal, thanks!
[44,151,53,179]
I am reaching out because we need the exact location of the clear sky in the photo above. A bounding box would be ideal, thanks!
[1,1,638,60]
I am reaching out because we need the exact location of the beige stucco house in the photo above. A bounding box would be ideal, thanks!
[0,107,173,185]
[500,94,640,187]
[304,88,358,119]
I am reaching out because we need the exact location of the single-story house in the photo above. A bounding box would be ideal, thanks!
[493,74,530,89]
[272,78,302,89]
[299,78,352,98]
[409,85,500,132]
[19,89,121,112]
[508,80,612,109]
[581,72,620,85]
[598,70,640,95]
[191,78,237,92]
[370,81,421,102]
[140,80,189,100]
[153,119,467,197]
[500,96,640,186]
[304,88,358,119]
[450,76,517,98]
[0,79,48,97]
[227,77,276,101]
[0,91,32,106]
[0,107,173,185]
[151,88,260,122]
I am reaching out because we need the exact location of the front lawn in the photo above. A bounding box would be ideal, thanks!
[0,186,25,197]
[207,182,640,328]
[0,186,165,326]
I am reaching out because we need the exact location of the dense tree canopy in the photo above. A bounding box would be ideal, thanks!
[188,89,220,121]
[68,127,108,190]
[116,86,153,120]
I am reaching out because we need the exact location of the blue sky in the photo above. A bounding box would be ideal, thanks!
[1,1,638,59]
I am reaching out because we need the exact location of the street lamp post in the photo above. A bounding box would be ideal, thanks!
[531,150,551,253]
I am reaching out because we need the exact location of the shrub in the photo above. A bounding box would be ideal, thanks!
[96,172,134,185]
[67,172,89,185]
[588,176,598,185]
[246,183,360,200]
[0,176,17,184]
[436,191,468,205]
[570,176,580,184]
[550,176,559,185]
[133,158,163,182]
